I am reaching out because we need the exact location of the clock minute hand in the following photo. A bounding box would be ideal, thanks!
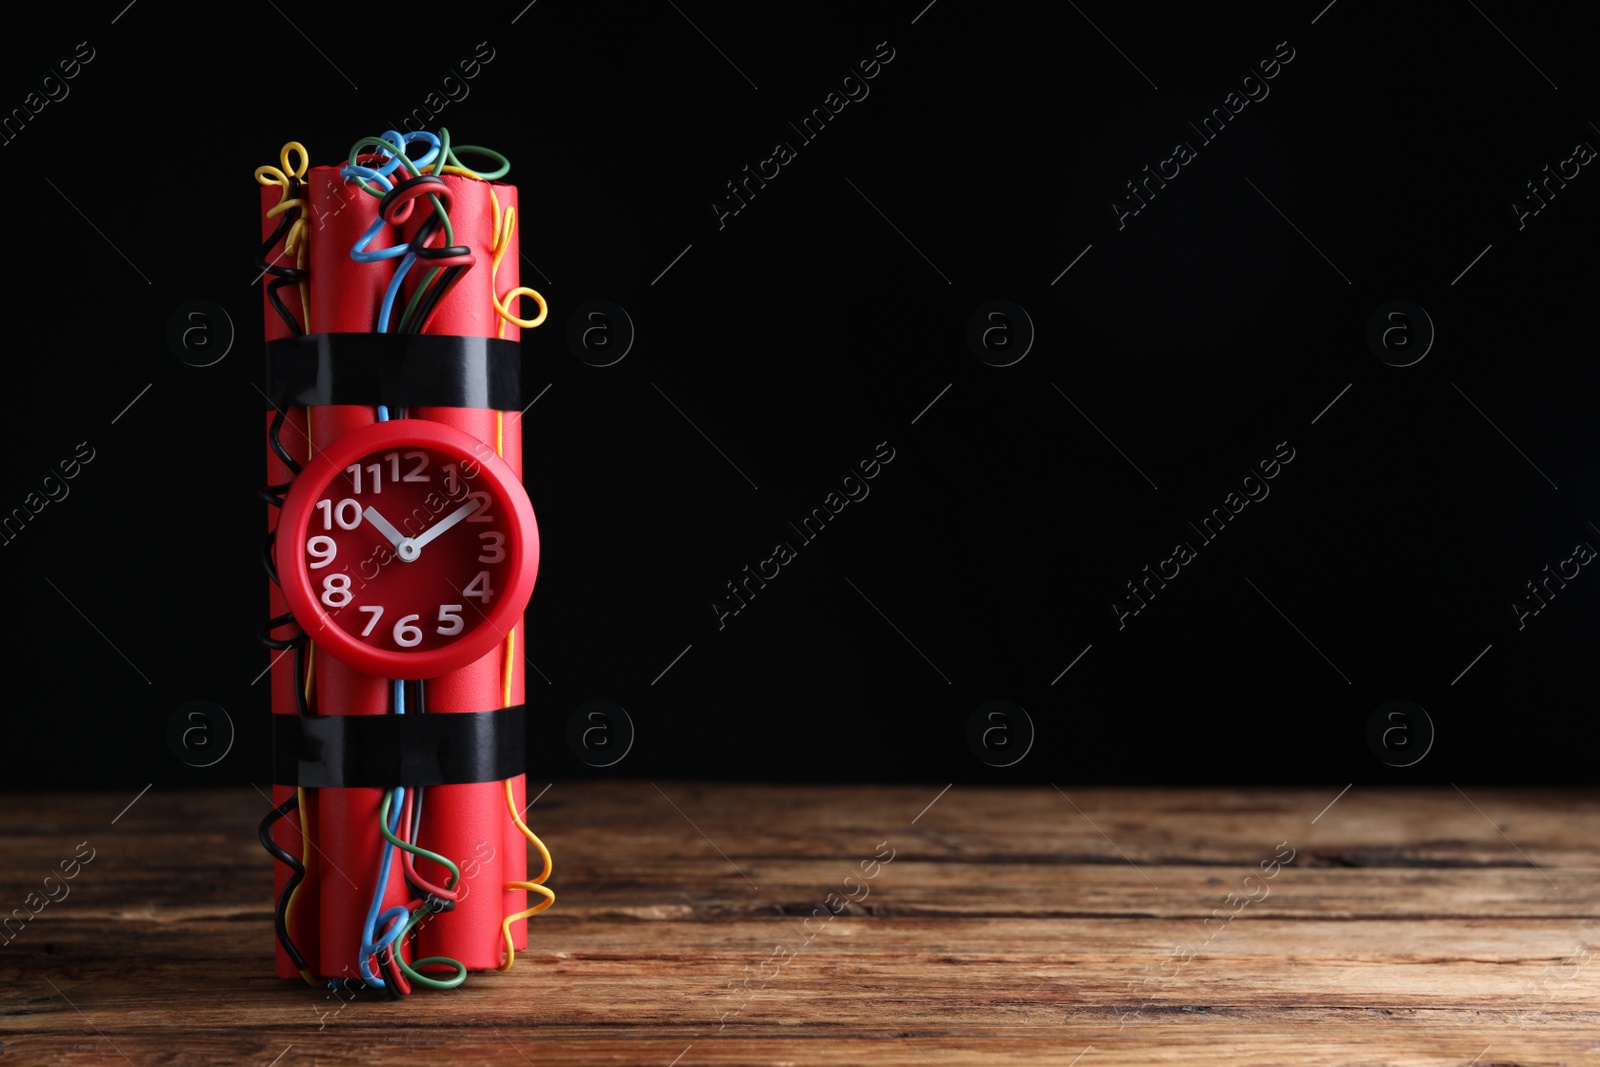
[408,497,483,555]
[363,506,406,548]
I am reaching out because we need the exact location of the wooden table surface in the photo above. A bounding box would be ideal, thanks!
[2,783,1596,1066]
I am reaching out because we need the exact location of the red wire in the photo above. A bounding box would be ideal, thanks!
[400,788,460,902]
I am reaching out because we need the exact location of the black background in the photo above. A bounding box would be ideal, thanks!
[2,1,1595,790]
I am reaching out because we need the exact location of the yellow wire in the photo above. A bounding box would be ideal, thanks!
[485,188,552,972]
[487,187,547,338]
[255,141,312,332]
[502,628,515,707]
[493,409,513,705]
[285,785,317,986]
[498,778,554,971]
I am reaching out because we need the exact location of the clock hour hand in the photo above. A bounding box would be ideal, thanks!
[363,506,406,548]
[407,497,483,556]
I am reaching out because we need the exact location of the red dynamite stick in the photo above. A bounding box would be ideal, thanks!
[502,408,529,953]
[262,185,317,980]
[307,406,410,983]
[406,176,536,971]
[308,167,393,334]
[397,176,519,340]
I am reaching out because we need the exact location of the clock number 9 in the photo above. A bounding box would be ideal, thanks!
[307,535,337,569]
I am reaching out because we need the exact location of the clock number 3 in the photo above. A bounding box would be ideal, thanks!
[478,531,505,563]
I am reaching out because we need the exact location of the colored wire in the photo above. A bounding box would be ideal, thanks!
[255,142,312,334]
[250,150,319,989]
[393,903,469,990]
[258,792,318,986]
[343,127,521,336]
[381,784,462,897]
[502,627,516,709]
[282,785,312,982]
[258,614,311,719]
[377,789,469,991]
[303,645,316,706]
[421,128,512,181]
[267,405,303,477]
[493,410,516,706]
[357,680,410,987]
[342,132,450,334]
[498,778,555,971]
[488,187,547,337]
[485,317,549,971]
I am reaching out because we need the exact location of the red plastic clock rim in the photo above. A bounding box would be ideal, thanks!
[277,418,539,680]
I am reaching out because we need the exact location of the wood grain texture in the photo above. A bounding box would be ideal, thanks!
[1,784,1596,1066]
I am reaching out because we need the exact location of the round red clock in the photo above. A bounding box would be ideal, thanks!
[277,419,539,679]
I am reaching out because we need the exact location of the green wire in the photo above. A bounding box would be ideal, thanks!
[396,266,442,333]
[393,902,469,990]
[344,127,512,334]
[375,791,468,990]
[346,134,414,197]
[378,791,462,886]
[438,127,511,181]
[345,133,452,244]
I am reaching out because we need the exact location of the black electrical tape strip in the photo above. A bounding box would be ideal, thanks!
[272,705,525,788]
[265,333,521,411]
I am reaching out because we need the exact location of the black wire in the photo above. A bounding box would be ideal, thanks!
[268,404,304,477]
[261,529,280,587]
[387,179,469,335]
[259,793,309,973]
[406,264,465,335]
[260,397,313,717]
[291,641,311,718]
[258,176,308,336]
[257,614,310,718]
[258,612,304,651]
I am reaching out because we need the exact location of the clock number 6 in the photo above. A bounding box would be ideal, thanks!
[393,614,423,647]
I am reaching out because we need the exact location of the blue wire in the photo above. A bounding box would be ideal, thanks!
[376,251,417,334]
[357,680,410,985]
[342,131,446,333]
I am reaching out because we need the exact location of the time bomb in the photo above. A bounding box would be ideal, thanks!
[256,129,553,994]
